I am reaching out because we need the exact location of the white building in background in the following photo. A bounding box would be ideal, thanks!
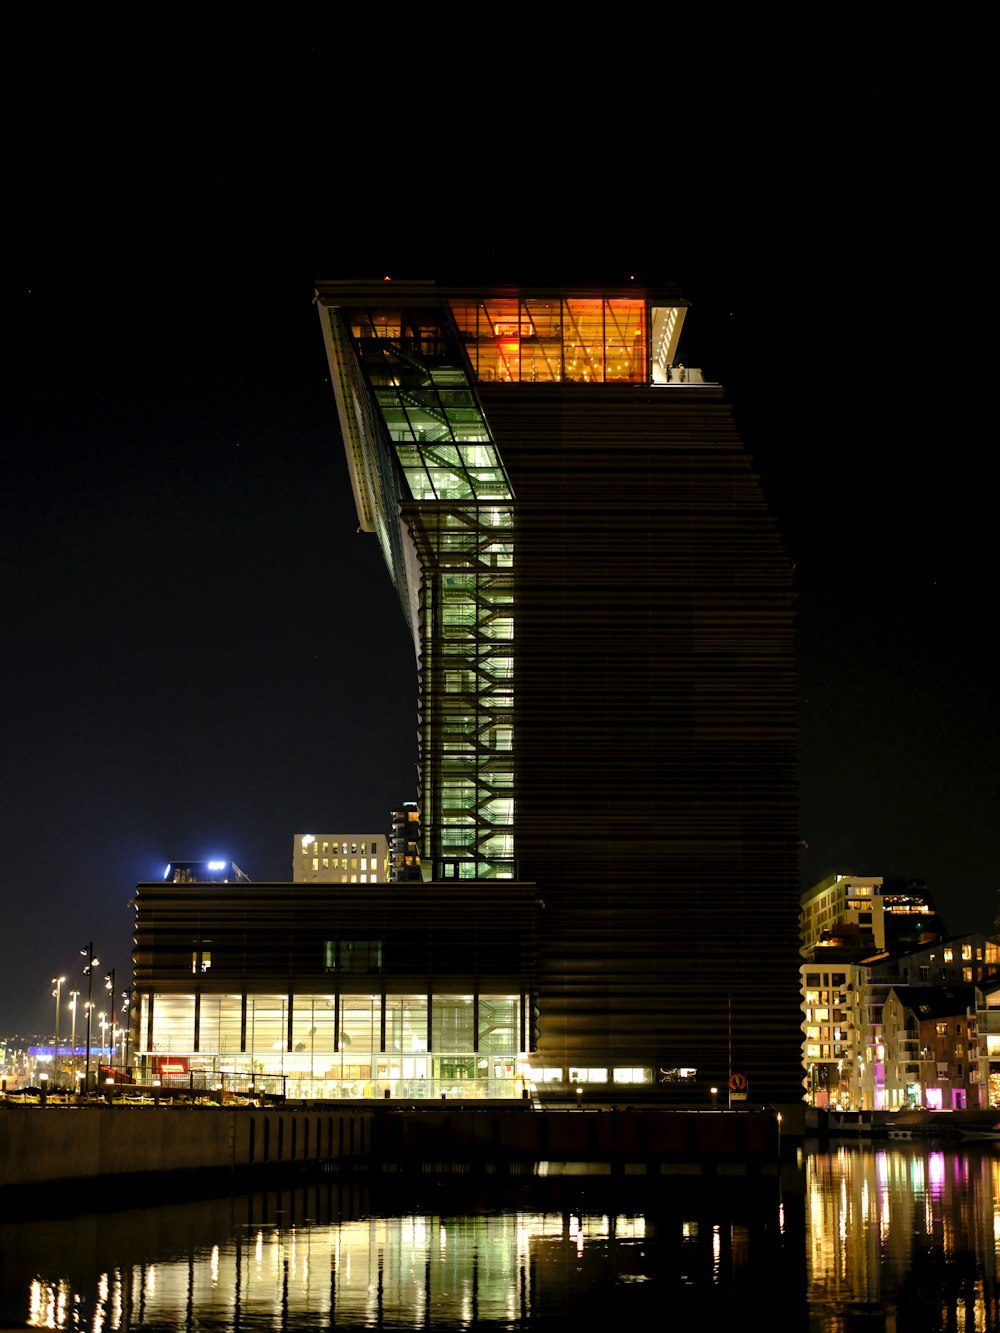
[799,871,951,1110]
[294,834,388,883]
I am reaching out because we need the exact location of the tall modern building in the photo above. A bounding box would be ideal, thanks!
[315,279,801,1103]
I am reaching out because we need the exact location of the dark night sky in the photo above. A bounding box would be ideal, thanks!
[2,33,996,1034]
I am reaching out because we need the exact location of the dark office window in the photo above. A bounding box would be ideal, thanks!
[323,939,383,973]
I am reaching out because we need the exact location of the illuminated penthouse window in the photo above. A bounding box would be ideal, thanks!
[449,295,680,384]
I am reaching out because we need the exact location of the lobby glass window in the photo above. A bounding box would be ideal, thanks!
[431,996,474,1052]
[291,996,336,1061]
[198,996,220,1053]
[479,996,518,1054]
[386,996,428,1055]
[340,995,379,1063]
[612,1067,653,1084]
[248,995,287,1055]
[217,994,243,1056]
[151,994,195,1052]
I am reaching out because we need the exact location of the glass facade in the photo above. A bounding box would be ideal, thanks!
[450,295,650,384]
[331,302,517,880]
[135,991,527,1101]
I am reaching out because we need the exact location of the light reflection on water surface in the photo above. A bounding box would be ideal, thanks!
[7,1145,1000,1330]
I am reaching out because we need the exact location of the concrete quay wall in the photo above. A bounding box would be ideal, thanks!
[377,1107,781,1164]
[0,1105,374,1192]
[0,1105,783,1195]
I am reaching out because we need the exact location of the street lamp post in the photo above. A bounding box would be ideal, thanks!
[81,943,99,1094]
[51,976,64,1088]
[121,984,135,1076]
[104,969,116,1071]
[68,990,80,1086]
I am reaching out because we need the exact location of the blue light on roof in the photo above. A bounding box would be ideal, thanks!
[207,860,226,870]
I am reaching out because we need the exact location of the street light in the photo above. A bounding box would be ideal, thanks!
[81,943,99,1093]
[120,984,135,1075]
[51,976,64,1088]
[99,1012,109,1061]
[104,969,116,1071]
[68,990,80,1086]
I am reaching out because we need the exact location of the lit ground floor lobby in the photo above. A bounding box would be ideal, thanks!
[135,990,529,1100]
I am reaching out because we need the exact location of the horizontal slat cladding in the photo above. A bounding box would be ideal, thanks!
[132,882,538,992]
[477,385,801,1099]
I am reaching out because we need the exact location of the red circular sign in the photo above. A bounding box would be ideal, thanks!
[729,1072,747,1092]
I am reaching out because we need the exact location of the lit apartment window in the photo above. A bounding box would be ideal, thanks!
[944,948,953,962]
[962,945,973,960]
[569,1068,609,1083]
[312,857,319,871]
[322,857,329,869]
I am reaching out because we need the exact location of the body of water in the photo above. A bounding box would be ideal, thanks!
[2,1142,999,1331]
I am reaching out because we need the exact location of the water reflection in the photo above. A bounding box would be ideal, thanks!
[807,1143,1000,1329]
[6,1145,1000,1330]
